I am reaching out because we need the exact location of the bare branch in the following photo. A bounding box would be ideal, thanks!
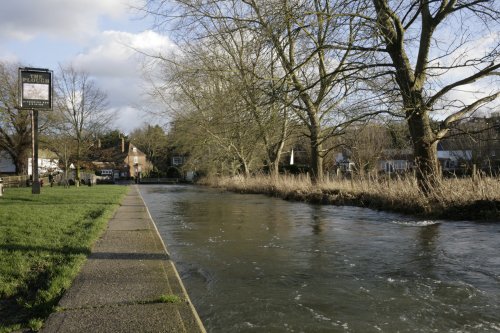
[427,62,500,107]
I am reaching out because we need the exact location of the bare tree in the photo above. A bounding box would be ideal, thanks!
[141,9,294,177]
[171,54,266,176]
[54,65,112,185]
[342,123,391,175]
[0,61,32,174]
[367,0,499,193]
[43,131,78,182]
[210,28,293,177]
[142,0,380,183]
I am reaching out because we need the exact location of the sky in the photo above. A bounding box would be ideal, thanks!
[1,1,498,134]
[0,0,176,134]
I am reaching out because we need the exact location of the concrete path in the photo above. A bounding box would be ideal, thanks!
[41,185,206,333]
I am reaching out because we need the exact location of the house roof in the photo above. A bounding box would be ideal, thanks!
[437,139,474,151]
[380,148,413,160]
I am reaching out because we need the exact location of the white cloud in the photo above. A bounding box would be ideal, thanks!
[110,106,150,134]
[68,30,176,133]
[72,30,175,78]
[0,0,166,133]
[0,0,130,41]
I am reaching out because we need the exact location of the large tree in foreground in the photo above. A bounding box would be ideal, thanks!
[54,65,112,185]
[368,0,499,192]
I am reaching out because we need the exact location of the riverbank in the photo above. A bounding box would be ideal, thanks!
[0,186,128,333]
[199,175,500,221]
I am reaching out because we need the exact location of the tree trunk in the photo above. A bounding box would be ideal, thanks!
[241,159,250,178]
[270,160,280,179]
[14,150,29,175]
[306,102,323,184]
[267,139,285,180]
[407,108,440,194]
[310,135,323,184]
[76,140,81,187]
[412,140,440,194]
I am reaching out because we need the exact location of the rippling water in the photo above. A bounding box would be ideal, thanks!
[140,185,500,332]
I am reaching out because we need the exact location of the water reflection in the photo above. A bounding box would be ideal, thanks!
[140,185,500,333]
[310,206,325,235]
[415,224,440,273]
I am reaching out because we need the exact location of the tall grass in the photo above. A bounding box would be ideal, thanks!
[200,174,499,220]
[0,185,128,333]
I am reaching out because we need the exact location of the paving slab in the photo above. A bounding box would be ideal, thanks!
[115,205,147,212]
[41,185,205,333]
[107,217,152,231]
[42,303,188,333]
[92,230,165,254]
[58,259,173,308]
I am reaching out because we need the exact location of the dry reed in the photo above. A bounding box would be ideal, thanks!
[199,174,500,220]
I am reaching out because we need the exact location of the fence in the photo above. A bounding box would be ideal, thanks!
[0,175,30,188]
[0,175,53,188]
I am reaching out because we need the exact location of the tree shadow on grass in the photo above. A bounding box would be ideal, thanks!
[0,244,90,256]
[0,244,90,332]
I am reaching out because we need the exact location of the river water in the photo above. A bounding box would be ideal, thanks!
[140,185,500,333]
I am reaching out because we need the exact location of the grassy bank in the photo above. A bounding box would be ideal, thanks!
[0,185,128,333]
[200,175,500,221]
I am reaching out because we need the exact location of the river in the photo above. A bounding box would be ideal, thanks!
[139,185,500,333]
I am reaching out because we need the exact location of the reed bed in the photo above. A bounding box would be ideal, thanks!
[199,174,500,220]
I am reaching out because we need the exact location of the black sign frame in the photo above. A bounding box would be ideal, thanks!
[19,67,53,110]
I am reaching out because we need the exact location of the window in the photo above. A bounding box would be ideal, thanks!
[133,156,138,164]
[132,147,137,153]
[172,156,183,166]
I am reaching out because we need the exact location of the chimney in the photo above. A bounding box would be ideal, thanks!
[97,139,101,148]
[121,137,125,153]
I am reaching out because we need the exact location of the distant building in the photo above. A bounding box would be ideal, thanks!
[27,149,63,176]
[437,113,499,173]
[334,149,413,174]
[437,141,473,172]
[378,149,413,174]
[124,143,151,179]
[91,138,152,180]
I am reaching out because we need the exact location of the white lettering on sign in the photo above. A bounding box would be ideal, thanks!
[22,74,50,84]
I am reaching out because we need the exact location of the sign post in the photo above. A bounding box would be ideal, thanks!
[19,68,53,194]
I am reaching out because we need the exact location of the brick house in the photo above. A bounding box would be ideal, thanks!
[124,142,151,180]
[90,138,152,180]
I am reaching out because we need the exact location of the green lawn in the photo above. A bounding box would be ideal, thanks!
[0,185,128,332]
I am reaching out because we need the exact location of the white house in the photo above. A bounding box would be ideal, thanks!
[27,158,62,176]
[27,149,62,176]
[377,149,413,174]
[437,150,473,170]
[379,159,412,173]
[437,142,473,171]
